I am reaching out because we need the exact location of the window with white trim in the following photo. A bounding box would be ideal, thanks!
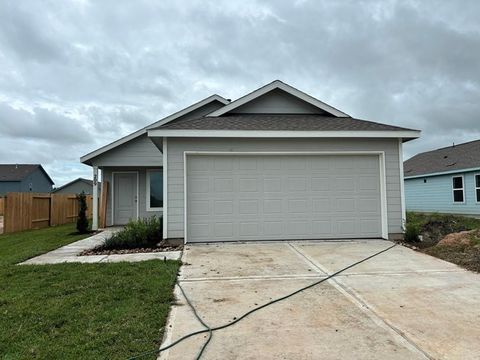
[475,174,480,202]
[147,169,163,210]
[452,176,464,203]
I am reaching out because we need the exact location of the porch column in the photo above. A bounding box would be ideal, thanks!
[92,166,99,230]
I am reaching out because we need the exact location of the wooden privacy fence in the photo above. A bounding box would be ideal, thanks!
[0,197,4,216]
[3,192,94,234]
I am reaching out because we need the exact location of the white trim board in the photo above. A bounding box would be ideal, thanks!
[398,139,406,230]
[111,171,139,225]
[163,138,168,239]
[206,80,349,117]
[451,174,465,204]
[148,129,420,139]
[80,95,229,164]
[182,151,389,243]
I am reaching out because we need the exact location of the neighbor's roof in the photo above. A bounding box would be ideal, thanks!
[0,164,54,184]
[404,139,480,178]
[154,114,416,132]
[52,177,93,192]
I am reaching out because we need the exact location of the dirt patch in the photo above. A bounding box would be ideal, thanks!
[81,243,183,256]
[437,230,476,246]
[423,245,480,273]
[413,216,479,249]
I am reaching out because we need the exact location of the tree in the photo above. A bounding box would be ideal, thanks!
[76,192,89,234]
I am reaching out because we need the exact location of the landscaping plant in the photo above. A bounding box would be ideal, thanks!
[404,222,420,242]
[104,216,163,250]
[76,191,89,234]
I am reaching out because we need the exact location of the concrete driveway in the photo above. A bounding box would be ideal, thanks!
[160,240,480,359]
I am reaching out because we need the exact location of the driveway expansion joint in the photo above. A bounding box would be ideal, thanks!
[287,242,433,360]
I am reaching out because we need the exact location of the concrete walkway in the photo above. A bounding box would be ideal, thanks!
[20,228,181,265]
[161,240,480,360]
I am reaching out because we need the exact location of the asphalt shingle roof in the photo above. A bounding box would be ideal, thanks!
[0,164,45,182]
[404,139,480,177]
[156,114,415,132]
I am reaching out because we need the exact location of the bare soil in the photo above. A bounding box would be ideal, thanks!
[406,213,480,273]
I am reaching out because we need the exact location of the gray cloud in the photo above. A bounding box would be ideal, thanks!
[1,0,480,184]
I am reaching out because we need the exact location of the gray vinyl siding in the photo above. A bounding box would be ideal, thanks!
[21,169,53,192]
[102,167,163,226]
[232,89,324,114]
[166,137,402,239]
[54,181,93,195]
[0,181,21,195]
[91,134,163,167]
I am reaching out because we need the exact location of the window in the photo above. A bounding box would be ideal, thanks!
[476,174,480,202]
[147,169,163,210]
[452,175,464,203]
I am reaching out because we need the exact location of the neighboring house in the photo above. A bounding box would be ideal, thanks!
[0,164,54,195]
[52,177,94,195]
[404,140,480,216]
[81,80,420,242]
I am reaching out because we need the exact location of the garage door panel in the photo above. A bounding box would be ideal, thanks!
[214,200,233,215]
[264,199,283,213]
[238,178,258,192]
[239,200,259,215]
[312,198,331,213]
[288,221,311,235]
[263,178,282,192]
[214,178,233,192]
[311,177,330,191]
[186,155,382,242]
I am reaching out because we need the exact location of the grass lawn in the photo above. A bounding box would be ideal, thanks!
[406,212,480,272]
[0,224,180,359]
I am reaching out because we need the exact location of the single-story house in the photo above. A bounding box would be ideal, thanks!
[52,177,94,195]
[81,80,420,242]
[404,140,480,215]
[0,164,54,195]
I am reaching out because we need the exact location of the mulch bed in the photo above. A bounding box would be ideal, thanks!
[81,244,183,256]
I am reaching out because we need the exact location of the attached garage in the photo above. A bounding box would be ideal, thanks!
[185,153,385,242]
[145,80,420,243]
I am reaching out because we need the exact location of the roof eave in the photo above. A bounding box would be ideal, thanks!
[148,129,421,139]
[80,94,230,165]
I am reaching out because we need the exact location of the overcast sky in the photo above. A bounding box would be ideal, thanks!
[1,0,479,185]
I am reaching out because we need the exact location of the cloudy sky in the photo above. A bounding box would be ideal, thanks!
[1,0,479,186]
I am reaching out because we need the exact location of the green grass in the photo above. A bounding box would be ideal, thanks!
[0,225,91,266]
[0,224,180,359]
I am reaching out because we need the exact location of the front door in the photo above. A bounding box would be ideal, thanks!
[113,172,137,225]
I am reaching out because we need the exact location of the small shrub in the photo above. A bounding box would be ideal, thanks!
[76,192,89,234]
[404,222,420,243]
[104,216,162,250]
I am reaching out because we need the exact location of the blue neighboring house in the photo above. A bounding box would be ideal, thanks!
[404,140,480,216]
[0,164,54,196]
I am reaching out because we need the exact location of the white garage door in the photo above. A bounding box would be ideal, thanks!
[186,154,382,243]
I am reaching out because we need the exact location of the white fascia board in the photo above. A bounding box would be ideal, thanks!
[206,80,349,117]
[148,129,421,139]
[404,166,480,180]
[80,94,229,164]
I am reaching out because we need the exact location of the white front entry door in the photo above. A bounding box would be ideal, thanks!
[113,172,137,225]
